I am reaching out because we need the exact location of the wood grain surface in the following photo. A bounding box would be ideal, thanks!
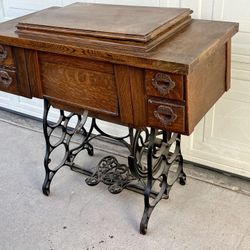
[16,3,191,40]
[186,44,227,132]
[0,12,238,74]
[148,98,185,133]
[0,68,18,95]
[15,4,192,53]
[0,4,239,134]
[40,54,118,116]
[13,47,31,98]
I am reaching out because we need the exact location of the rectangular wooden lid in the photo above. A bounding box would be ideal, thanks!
[16,3,193,53]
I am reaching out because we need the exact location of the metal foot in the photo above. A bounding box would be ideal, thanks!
[179,171,186,185]
[138,130,186,235]
[178,149,186,186]
[42,171,54,196]
[82,127,187,234]
[140,207,153,235]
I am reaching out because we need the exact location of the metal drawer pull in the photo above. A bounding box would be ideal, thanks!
[0,70,12,88]
[154,105,177,126]
[0,45,8,61]
[152,73,175,95]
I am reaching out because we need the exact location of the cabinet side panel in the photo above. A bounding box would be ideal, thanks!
[129,67,147,127]
[114,65,134,125]
[225,40,232,91]
[25,50,43,98]
[186,44,227,134]
[13,47,32,98]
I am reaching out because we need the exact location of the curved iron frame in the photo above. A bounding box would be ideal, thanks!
[42,98,186,235]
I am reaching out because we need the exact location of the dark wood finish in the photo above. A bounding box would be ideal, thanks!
[39,52,118,116]
[0,4,238,135]
[0,68,18,94]
[185,44,227,132]
[114,65,134,125]
[25,50,43,98]
[16,3,192,53]
[39,52,114,74]
[129,67,147,127]
[0,44,15,68]
[12,47,31,98]
[148,98,185,133]
[0,13,237,74]
[225,40,231,91]
[146,70,184,101]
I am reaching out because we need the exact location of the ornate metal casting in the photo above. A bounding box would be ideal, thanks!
[137,129,186,234]
[42,98,186,235]
[85,156,136,194]
[42,99,131,195]
[80,119,133,194]
[152,72,176,95]
[154,105,177,126]
[42,99,93,196]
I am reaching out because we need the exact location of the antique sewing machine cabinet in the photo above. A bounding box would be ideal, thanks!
[0,3,238,234]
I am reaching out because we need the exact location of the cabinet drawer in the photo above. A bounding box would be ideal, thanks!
[146,70,184,101]
[0,68,18,94]
[39,53,118,116]
[148,99,185,133]
[0,45,15,68]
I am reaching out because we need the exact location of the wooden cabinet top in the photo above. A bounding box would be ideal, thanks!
[0,3,238,74]
[0,4,239,135]
[16,3,191,42]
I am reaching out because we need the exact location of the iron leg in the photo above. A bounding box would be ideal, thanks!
[42,99,93,196]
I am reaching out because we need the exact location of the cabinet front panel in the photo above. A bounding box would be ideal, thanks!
[39,53,119,116]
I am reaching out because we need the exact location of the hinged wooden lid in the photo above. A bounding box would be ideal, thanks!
[16,3,193,53]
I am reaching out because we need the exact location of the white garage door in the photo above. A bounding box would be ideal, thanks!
[0,0,249,178]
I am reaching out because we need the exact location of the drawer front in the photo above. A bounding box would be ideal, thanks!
[148,99,185,133]
[0,45,15,68]
[39,54,118,116]
[0,68,18,94]
[146,70,184,101]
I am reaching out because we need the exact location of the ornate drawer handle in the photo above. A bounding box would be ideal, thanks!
[152,73,175,95]
[0,70,12,88]
[154,105,177,126]
[0,45,8,61]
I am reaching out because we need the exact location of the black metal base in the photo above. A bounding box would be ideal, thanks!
[42,99,94,196]
[42,99,186,235]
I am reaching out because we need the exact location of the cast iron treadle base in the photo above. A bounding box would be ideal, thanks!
[42,99,186,235]
[42,99,93,196]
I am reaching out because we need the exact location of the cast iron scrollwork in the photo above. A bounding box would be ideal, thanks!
[84,120,133,194]
[42,99,133,195]
[138,129,186,234]
[42,98,186,235]
[85,156,135,194]
[42,99,93,196]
